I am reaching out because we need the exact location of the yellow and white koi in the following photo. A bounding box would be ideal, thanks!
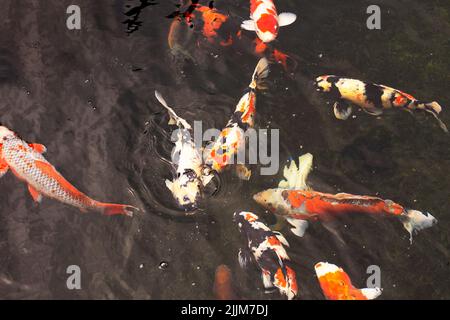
[315,75,448,132]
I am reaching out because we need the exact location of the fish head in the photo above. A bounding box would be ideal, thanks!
[315,75,336,93]
[255,14,279,43]
[253,188,284,213]
[0,126,14,141]
[233,211,259,227]
[165,169,201,211]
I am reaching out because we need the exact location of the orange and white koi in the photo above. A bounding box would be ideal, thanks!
[241,0,297,43]
[204,58,269,176]
[315,262,382,300]
[234,211,298,300]
[315,75,448,132]
[0,126,136,216]
[253,153,437,242]
[154,91,213,210]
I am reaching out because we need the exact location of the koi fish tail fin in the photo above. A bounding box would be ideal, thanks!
[249,58,270,90]
[278,153,313,190]
[401,209,437,244]
[95,202,138,217]
[154,90,192,130]
[423,101,448,133]
[360,287,383,300]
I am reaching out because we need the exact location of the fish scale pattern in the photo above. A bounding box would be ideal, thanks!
[2,134,92,209]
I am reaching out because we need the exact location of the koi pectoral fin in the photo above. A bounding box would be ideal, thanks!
[333,101,353,120]
[261,270,275,291]
[241,19,256,31]
[278,13,297,27]
[28,184,43,203]
[238,248,254,269]
[0,165,9,178]
[29,143,47,154]
[286,217,309,237]
[362,107,383,116]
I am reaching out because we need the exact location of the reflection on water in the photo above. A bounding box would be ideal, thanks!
[0,0,449,299]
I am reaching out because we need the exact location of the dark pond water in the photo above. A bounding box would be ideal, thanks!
[0,0,449,299]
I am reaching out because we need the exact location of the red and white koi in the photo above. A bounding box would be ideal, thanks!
[155,91,213,210]
[204,58,269,178]
[241,0,297,43]
[234,211,298,300]
[253,153,437,243]
[315,75,448,132]
[0,126,136,216]
[315,262,382,300]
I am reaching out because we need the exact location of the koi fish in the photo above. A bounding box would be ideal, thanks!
[155,91,213,210]
[0,126,136,216]
[241,0,297,43]
[204,58,269,177]
[213,264,238,300]
[253,153,437,243]
[315,75,448,132]
[234,211,298,300]
[315,262,382,300]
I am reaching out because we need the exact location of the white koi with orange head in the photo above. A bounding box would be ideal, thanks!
[315,262,382,300]
[0,125,136,216]
[241,0,297,43]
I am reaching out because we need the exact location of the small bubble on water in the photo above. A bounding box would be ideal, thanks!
[159,261,169,270]
[139,264,144,269]
[191,282,196,286]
